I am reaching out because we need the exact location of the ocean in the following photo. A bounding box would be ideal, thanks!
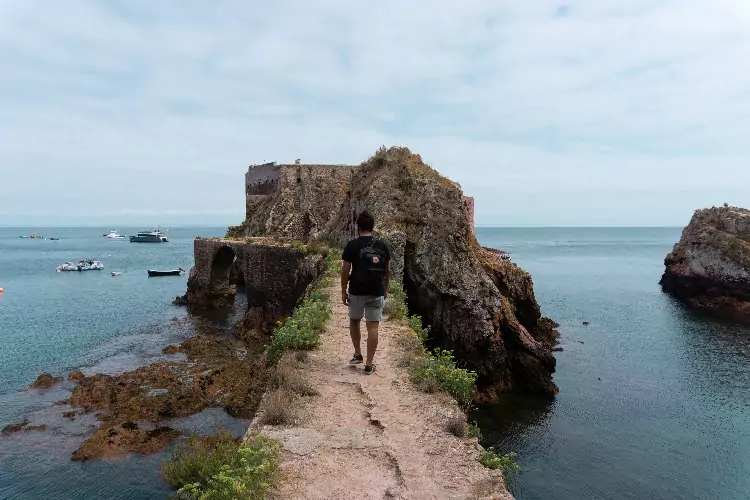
[0,227,250,500]
[473,227,750,500]
[1,227,749,500]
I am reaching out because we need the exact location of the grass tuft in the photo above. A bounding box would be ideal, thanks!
[445,416,467,437]
[259,389,296,426]
[268,355,317,396]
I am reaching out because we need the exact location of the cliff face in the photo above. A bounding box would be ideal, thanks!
[323,147,557,397]
[661,206,750,322]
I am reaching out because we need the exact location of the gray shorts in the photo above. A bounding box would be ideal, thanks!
[348,295,384,322]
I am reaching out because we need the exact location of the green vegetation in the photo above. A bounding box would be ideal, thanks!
[383,280,408,321]
[265,251,339,365]
[290,241,306,250]
[387,280,477,407]
[478,449,520,484]
[265,293,330,365]
[163,432,279,499]
[408,347,477,407]
[467,421,483,441]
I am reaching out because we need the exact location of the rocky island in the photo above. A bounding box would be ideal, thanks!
[660,205,750,322]
[187,146,558,398]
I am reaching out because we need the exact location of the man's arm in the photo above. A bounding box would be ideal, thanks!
[383,261,391,300]
[341,261,351,305]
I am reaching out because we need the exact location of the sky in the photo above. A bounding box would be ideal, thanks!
[1,1,750,227]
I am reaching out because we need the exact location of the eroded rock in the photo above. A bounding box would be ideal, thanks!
[72,423,180,461]
[68,370,85,382]
[661,206,750,322]
[30,373,62,389]
[68,334,268,460]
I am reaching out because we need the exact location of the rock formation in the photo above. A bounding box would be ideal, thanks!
[184,237,324,335]
[199,147,558,398]
[661,206,750,322]
[29,373,62,389]
[323,148,557,397]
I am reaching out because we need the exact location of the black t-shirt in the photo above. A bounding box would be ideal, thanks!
[342,236,391,296]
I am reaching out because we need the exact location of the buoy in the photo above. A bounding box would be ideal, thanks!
[0,288,4,293]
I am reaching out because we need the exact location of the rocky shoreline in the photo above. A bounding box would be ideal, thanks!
[661,205,750,322]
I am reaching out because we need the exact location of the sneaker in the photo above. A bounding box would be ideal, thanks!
[364,364,377,375]
[349,354,364,365]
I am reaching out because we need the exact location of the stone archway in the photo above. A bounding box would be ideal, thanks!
[209,246,237,308]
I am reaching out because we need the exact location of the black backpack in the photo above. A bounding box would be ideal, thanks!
[355,239,386,281]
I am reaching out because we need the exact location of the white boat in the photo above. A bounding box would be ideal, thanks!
[111,271,122,276]
[129,229,168,243]
[57,260,104,272]
[106,230,125,239]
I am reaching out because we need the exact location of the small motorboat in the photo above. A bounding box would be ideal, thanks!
[57,259,104,272]
[105,230,125,239]
[111,271,122,276]
[49,237,60,241]
[147,268,184,277]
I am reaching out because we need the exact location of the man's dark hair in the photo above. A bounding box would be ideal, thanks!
[357,211,375,232]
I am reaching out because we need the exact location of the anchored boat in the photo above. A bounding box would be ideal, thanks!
[147,268,184,277]
[130,229,168,243]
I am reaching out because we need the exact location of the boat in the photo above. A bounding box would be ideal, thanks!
[130,229,168,243]
[49,237,60,241]
[147,268,184,277]
[19,234,43,239]
[111,271,122,276]
[57,259,104,272]
[105,230,125,239]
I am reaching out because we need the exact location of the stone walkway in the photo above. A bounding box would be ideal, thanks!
[248,285,512,500]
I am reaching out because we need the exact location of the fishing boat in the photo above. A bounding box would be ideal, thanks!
[147,268,184,277]
[130,229,168,243]
[105,230,125,239]
[57,259,104,272]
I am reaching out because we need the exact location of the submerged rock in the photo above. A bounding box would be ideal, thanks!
[2,419,29,435]
[71,423,180,461]
[68,334,268,460]
[30,373,62,389]
[661,206,750,322]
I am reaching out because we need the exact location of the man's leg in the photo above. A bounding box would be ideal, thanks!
[365,321,379,366]
[363,296,384,368]
[350,319,362,357]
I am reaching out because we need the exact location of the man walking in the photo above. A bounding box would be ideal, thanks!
[341,211,391,374]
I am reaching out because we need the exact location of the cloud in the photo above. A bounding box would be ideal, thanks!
[1,0,749,226]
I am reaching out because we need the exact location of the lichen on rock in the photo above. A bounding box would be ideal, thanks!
[661,205,750,322]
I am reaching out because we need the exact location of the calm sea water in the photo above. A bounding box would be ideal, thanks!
[0,226,247,500]
[2,227,749,500]
[473,227,750,500]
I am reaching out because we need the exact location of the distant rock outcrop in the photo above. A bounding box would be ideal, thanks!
[660,206,750,322]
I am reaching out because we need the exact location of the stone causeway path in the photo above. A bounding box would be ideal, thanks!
[248,284,512,500]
